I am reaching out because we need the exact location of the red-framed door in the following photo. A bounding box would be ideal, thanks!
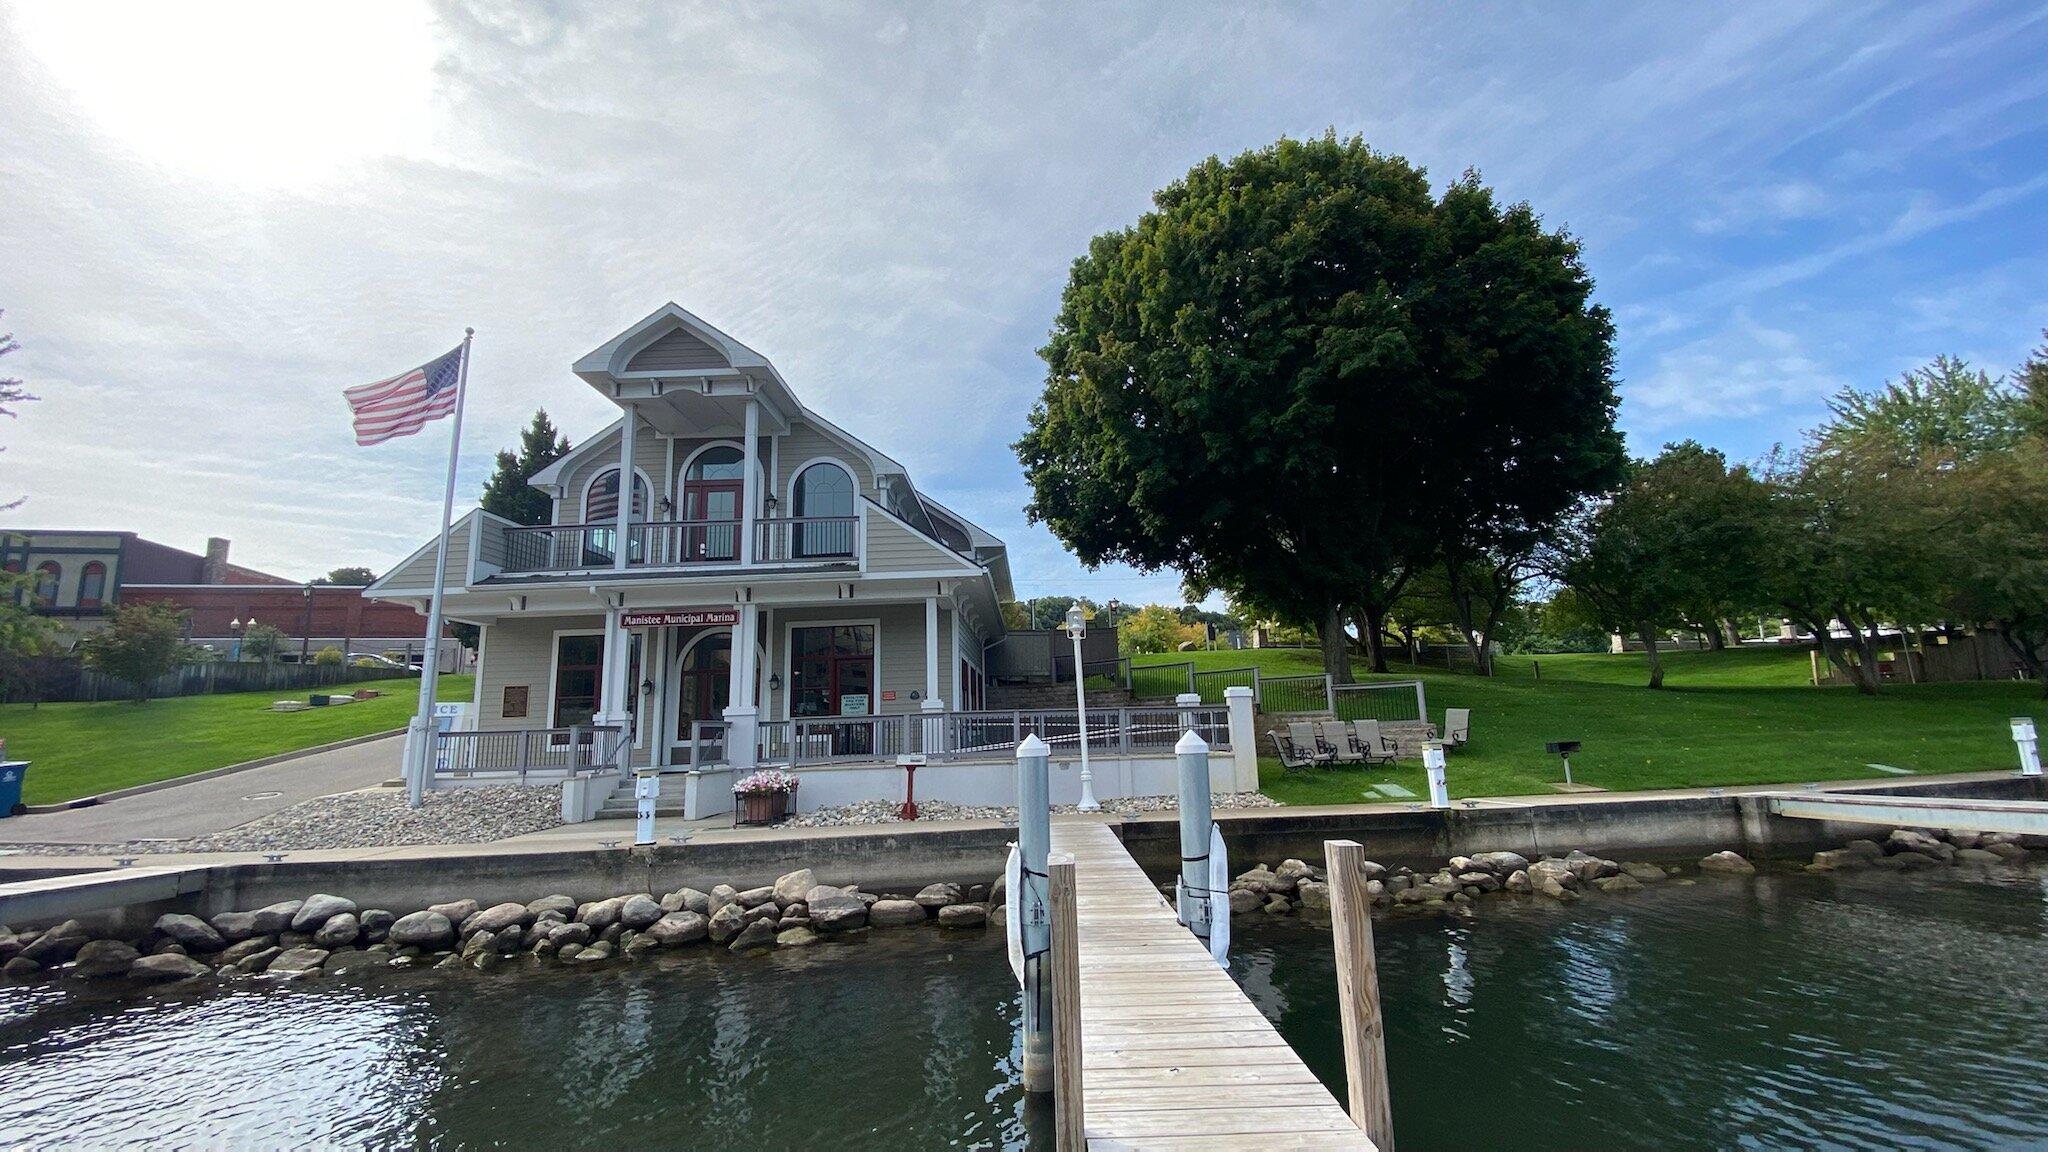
[681,479,742,561]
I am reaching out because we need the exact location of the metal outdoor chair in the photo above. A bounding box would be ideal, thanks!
[1349,719,1398,765]
[1442,708,1472,750]
[1287,721,1340,770]
[1271,730,1323,774]
[1318,719,1365,765]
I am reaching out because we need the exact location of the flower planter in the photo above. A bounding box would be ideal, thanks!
[735,783,797,827]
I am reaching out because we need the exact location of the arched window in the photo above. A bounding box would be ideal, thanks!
[78,562,107,610]
[583,468,649,524]
[685,446,745,484]
[792,462,855,558]
[33,562,60,609]
[679,446,748,562]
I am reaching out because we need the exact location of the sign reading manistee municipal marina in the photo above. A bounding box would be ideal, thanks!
[620,608,742,628]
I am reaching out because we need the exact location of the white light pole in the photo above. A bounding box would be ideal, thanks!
[1066,605,1099,812]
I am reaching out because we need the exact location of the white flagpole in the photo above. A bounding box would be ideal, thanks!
[405,328,475,808]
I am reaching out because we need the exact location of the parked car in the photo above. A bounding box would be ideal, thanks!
[348,653,422,673]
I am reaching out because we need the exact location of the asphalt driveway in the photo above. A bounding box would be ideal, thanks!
[0,735,404,845]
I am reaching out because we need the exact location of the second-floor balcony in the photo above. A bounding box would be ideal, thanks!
[498,515,859,576]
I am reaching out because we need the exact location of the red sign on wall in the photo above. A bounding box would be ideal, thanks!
[620,607,741,628]
[881,690,897,702]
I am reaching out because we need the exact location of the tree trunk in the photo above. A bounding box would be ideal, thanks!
[1704,624,1727,651]
[1355,603,1390,674]
[1637,622,1665,689]
[1320,601,1355,685]
[1998,623,2048,697]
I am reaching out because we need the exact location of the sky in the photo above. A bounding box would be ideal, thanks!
[1,2,2043,606]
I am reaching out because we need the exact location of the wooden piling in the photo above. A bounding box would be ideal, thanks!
[1048,852,1085,1150]
[1325,838,1395,1151]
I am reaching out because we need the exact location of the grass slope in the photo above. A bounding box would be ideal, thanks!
[1132,648,2044,805]
[0,675,475,805]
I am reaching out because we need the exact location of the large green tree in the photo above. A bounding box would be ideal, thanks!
[1017,135,1621,683]
[481,409,571,526]
[1549,442,1771,688]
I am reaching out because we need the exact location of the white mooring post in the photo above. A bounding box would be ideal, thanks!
[1424,741,1449,809]
[1174,729,1214,950]
[633,768,659,847]
[1016,734,1054,1094]
[2014,717,2042,778]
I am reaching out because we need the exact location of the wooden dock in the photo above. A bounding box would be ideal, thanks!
[1050,819,1377,1151]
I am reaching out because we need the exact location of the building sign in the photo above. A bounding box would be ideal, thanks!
[502,685,529,719]
[841,693,870,717]
[880,690,896,702]
[620,607,741,629]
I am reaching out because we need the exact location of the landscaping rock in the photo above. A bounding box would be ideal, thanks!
[219,937,278,965]
[709,884,740,915]
[1527,860,1579,890]
[1228,888,1261,914]
[323,948,374,975]
[646,912,709,946]
[1456,872,1502,894]
[129,953,211,982]
[388,911,456,950]
[465,902,531,936]
[618,895,664,930]
[266,947,330,974]
[735,886,777,909]
[249,901,303,934]
[708,903,749,944]
[914,882,962,910]
[1563,851,1620,882]
[1955,848,2005,866]
[69,939,141,979]
[234,947,282,974]
[313,913,360,949]
[870,899,927,928]
[773,869,817,907]
[526,895,577,919]
[937,903,988,930]
[2,957,41,979]
[290,894,357,932]
[1535,875,1577,901]
[1273,859,1316,887]
[1296,881,1331,911]
[548,921,594,948]
[209,911,263,942]
[1619,862,1667,883]
[1263,895,1295,914]
[427,899,479,926]
[359,910,395,943]
[1356,859,1387,883]
[1986,841,2029,862]
[1808,849,1867,871]
[575,898,625,930]
[662,888,712,915]
[1698,851,1756,875]
[804,885,869,932]
[1470,851,1530,874]
[1504,869,1532,894]
[1886,830,1948,860]
[1844,839,1884,858]
[1594,874,1644,894]
[21,921,90,965]
[776,926,820,948]
[154,913,225,953]
[728,920,778,952]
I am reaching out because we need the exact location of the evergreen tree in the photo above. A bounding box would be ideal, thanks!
[481,409,570,526]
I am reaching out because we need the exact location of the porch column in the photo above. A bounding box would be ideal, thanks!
[739,398,759,565]
[652,626,670,768]
[726,602,760,772]
[615,405,636,572]
[598,606,631,771]
[922,595,947,754]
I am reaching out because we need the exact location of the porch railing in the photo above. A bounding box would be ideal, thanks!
[790,714,913,763]
[498,515,861,575]
[677,706,1229,768]
[433,724,625,781]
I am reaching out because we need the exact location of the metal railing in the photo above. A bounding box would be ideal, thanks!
[433,724,625,781]
[790,714,913,762]
[1129,660,1196,701]
[757,516,859,563]
[1258,673,1336,715]
[1333,680,1428,724]
[1192,665,1259,703]
[499,515,860,574]
[928,706,1230,761]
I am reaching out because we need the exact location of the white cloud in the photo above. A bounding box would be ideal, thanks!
[1625,312,1850,430]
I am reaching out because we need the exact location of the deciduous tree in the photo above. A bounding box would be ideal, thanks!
[81,602,189,702]
[1018,135,1620,683]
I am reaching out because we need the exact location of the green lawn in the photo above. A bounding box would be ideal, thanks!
[0,676,475,805]
[1132,648,2045,805]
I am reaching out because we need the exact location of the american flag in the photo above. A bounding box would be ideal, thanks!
[344,344,465,446]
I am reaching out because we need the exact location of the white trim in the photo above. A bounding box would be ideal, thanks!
[678,439,759,487]
[528,417,622,489]
[779,615,882,719]
[784,456,857,518]
[472,624,488,713]
[365,509,479,597]
[577,464,654,525]
[665,626,767,750]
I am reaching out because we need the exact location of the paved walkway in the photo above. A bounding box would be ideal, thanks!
[0,736,403,845]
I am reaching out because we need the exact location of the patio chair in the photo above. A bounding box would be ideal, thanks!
[1318,719,1364,764]
[1442,708,1472,750]
[1286,721,1337,769]
[1349,719,1398,765]
[1270,730,1321,774]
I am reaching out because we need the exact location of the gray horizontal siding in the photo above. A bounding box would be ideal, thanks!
[380,517,472,590]
[626,327,729,372]
[865,514,961,574]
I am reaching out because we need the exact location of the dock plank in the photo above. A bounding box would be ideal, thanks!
[1048,820,1374,1151]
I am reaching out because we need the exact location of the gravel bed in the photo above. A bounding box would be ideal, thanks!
[0,786,564,857]
[787,792,1280,828]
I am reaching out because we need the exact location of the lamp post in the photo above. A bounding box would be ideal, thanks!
[229,617,244,662]
[299,583,315,665]
[1065,605,1099,811]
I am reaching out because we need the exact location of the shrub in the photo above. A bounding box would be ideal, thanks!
[313,646,345,667]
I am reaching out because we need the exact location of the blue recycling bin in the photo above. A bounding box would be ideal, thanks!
[0,761,28,816]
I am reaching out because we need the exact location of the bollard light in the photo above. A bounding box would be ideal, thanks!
[633,768,661,846]
[1423,742,1449,809]
[2014,717,2042,778]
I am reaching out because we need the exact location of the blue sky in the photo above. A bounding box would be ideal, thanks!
[1,2,2043,606]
